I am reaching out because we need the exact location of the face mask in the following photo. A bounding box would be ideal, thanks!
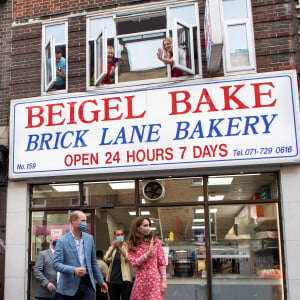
[141,227,151,236]
[79,221,87,232]
[52,240,57,248]
[116,236,124,243]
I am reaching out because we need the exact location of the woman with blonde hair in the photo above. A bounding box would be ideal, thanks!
[127,216,167,299]
[157,37,184,77]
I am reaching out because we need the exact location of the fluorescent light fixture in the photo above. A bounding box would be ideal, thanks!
[141,211,150,215]
[176,250,187,253]
[109,181,135,190]
[195,208,218,214]
[192,226,205,229]
[141,198,146,204]
[197,196,204,201]
[193,219,205,222]
[150,227,157,231]
[209,194,224,201]
[208,176,233,185]
[128,211,150,216]
[51,184,79,192]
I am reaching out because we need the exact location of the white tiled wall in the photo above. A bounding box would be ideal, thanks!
[4,181,28,300]
[280,165,300,300]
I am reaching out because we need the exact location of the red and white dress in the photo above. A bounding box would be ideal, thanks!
[128,238,166,300]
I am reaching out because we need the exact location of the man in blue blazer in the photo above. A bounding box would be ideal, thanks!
[53,211,108,299]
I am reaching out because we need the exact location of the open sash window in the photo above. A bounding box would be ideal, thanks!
[94,28,107,86]
[172,18,195,75]
[44,37,56,91]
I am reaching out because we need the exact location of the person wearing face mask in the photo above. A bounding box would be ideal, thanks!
[53,210,108,299]
[104,229,132,300]
[127,217,167,300]
[34,232,62,300]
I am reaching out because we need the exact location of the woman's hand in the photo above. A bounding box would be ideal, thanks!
[160,278,167,295]
[157,48,163,60]
[145,237,154,258]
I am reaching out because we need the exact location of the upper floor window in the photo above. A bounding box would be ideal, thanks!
[221,0,256,74]
[87,2,201,88]
[42,22,68,93]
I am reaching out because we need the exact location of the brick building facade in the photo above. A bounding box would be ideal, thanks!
[4,0,300,300]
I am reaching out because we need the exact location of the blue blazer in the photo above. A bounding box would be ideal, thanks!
[53,231,104,296]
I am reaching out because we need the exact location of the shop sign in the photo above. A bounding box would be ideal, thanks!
[9,70,300,178]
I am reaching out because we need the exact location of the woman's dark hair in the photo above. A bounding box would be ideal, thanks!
[127,216,155,251]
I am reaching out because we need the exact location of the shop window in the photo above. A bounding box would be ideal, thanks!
[87,2,201,88]
[139,177,204,204]
[83,180,136,206]
[210,203,283,300]
[42,22,67,92]
[207,173,278,202]
[31,183,79,208]
[221,0,256,74]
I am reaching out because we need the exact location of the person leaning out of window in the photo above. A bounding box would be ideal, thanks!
[104,229,132,300]
[54,47,66,89]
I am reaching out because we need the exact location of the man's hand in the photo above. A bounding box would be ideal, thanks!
[46,282,56,292]
[112,239,120,248]
[74,267,87,277]
[100,282,108,293]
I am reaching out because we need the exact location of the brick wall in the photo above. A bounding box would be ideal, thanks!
[10,0,299,100]
[0,0,12,127]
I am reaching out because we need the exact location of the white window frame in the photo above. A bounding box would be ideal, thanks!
[221,0,256,74]
[94,28,108,86]
[41,21,68,94]
[44,37,56,91]
[172,17,195,75]
[86,1,202,89]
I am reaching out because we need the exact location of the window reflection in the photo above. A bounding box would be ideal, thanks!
[210,204,283,300]
[228,24,250,67]
[208,173,278,201]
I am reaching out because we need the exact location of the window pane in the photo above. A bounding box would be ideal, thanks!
[208,173,278,201]
[32,184,80,208]
[118,32,167,82]
[140,178,204,204]
[168,4,197,27]
[223,0,248,20]
[45,41,53,87]
[228,24,250,67]
[210,204,283,300]
[45,24,66,44]
[83,181,135,206]
[89,17,115,40]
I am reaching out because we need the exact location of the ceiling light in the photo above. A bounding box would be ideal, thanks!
[197,196,204,201]
[141,211,150,215]
[192,226,205,229]
[109,181,135,190]
[208,176,233,185]
[209,195,224,201]
[51,184,79,192]
[128,211,136,216]
[195,209,204,214]
[193,219,205,222]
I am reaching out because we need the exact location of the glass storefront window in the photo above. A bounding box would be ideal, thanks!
[208,173,278,201]
[210,204,283,300]
[84,180,135,206]
[32,183,79,207]
[140,177,204,204]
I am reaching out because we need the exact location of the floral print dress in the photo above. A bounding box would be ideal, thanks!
[128,238,166,300]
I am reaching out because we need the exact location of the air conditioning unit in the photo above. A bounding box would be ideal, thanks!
[141,180,165,202]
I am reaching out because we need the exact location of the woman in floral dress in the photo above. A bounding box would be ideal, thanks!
[127,216,167,300]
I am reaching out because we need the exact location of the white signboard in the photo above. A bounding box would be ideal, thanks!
[9,71,300,179]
